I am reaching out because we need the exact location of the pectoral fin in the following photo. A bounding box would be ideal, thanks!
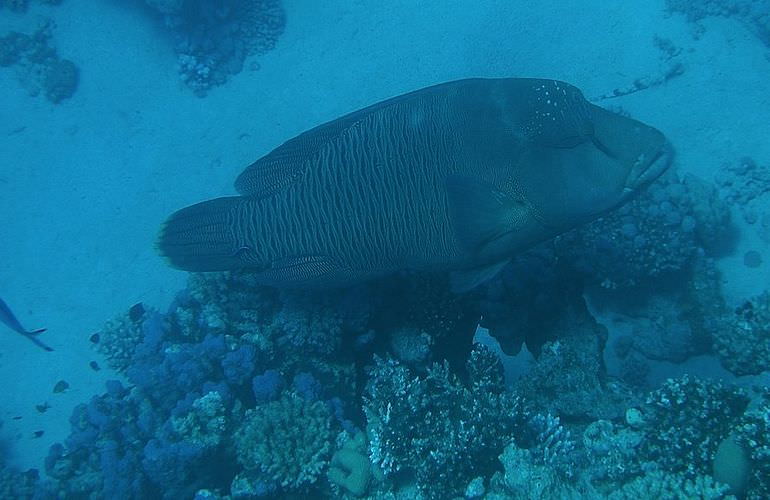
[450,260,510,293]
[446,175,528,255]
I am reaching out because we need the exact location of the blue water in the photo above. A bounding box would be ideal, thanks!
[1,1,769,498]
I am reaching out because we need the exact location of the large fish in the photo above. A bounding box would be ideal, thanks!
[158,78,672,290]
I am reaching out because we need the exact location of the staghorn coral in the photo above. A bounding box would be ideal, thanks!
[234,391,333,491]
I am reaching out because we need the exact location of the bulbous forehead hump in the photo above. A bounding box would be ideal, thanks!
[517,79,593,147]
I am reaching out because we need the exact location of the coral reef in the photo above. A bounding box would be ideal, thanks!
[514,293,632,421]
[21,181,769,499]
[0,19,79,103]
[666,0,770,46]
[363,346,527,499]
[0,460,38,499]
[714,291,770,375]
[477,245,566,356]
[141,0,286,96]
[582,418,644,488]
[555,172,729,289]
[608,469,729,499]
[234,391,333,491]
[0,0,62,10]
[715,157,770,224]
[640,375,749,477]
[734,389,770,499]
[327,431,372,497]
[94,307,151,372]
[487,442,584,498]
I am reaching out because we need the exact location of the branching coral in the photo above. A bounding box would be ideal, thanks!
[364,345,527,499]
[734,389,770,499]
[607,469,729,500]
[640,375,749,477]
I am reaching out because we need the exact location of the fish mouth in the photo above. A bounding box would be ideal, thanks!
[623,140,674,195]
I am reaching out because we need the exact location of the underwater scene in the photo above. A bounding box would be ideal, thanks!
[2,1,770,499]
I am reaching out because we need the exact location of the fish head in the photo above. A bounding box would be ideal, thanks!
[511,102,673,231]
[516,79,596,149]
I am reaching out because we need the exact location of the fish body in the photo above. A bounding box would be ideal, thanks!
[0,297,52,351]
[158,78,672,290]
[0,297,45,335]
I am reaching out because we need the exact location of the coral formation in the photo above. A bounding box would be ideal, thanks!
[715,157,770,224]
[714,292,770,375]
[42,57,77,103]
[327,431,372,497]
[666,0,770,46]
[640,375,749,477]
[234,391,333,491]
[514,293,631,421]
[0,19,79,103]
[363,346,527,499]
[734,389,770,499]
[94,307,151,372]
[16,157,768,499]
[608,469,729,499]
[555,172,729,289]
[141,0,286,95]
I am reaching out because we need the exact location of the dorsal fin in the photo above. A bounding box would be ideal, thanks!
[234,79,492,198]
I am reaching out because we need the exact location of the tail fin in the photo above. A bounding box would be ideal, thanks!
[157,196,245,272]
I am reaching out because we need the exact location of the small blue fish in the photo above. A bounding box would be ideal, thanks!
[0,297,52,351]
